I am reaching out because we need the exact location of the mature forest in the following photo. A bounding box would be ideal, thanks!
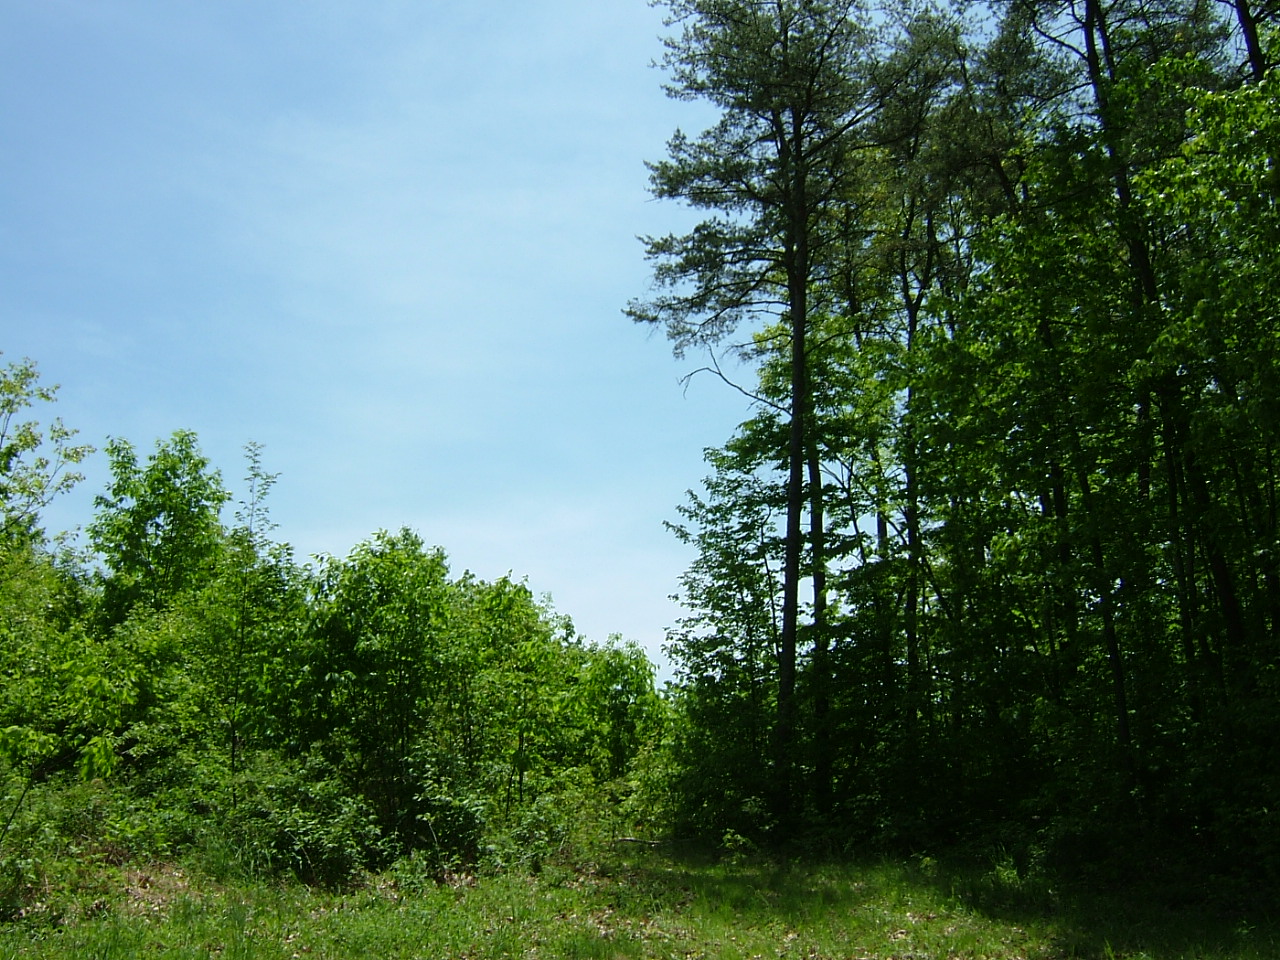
[630,0,1280,882]
[3,0,1279,925]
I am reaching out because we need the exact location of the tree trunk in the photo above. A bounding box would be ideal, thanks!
[808,443,832,819]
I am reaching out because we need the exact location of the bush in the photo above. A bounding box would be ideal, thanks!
[213,751,385,887]
[412,790,485,873]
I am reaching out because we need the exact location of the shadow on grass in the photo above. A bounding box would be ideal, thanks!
[593,840,1280,960]
[916,849,1280,960]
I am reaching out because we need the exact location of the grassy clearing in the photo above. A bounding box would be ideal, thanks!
[0,846,1274,959]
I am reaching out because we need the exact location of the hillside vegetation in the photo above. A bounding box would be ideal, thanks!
[5,1,1280,954]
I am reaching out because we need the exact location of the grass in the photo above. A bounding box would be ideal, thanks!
[0,845,1275,959]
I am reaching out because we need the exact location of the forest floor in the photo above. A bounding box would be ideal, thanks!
[0,843,1275,959]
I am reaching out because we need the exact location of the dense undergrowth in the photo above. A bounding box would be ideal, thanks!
[2,757,1276,960]
[1,801,1276,960]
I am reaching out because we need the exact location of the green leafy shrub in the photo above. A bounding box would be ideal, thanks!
[211,751,385,888]
[412,789,485,873]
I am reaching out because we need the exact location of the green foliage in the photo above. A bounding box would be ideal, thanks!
[293,532,657,870]
[0,537,133,795]
[88,431,230,625]
[0,406,674,902]
[301,529,480,853]
[204,750,385,887]
[0,354,93,546]
[564,638,662,782]
[8,4,1272,919]
[638,0,1280,891]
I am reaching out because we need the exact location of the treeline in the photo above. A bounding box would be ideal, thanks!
[5,0,1279,904]
[1,362,661,894]
[633,0,1280,880]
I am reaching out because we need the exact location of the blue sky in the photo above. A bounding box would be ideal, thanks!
[1,1,753,674]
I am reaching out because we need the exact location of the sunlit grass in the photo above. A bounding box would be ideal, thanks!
[0,847,1275,959]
